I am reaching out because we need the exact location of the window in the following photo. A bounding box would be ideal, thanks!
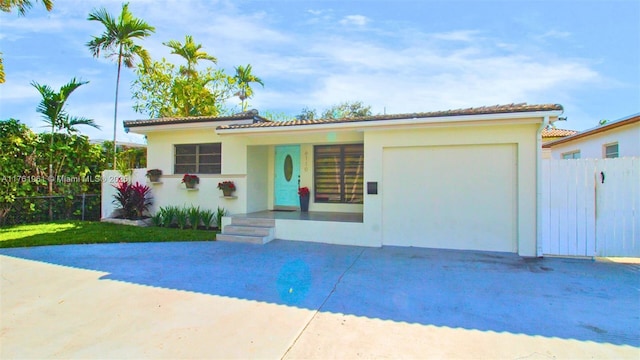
[174,143,221,174]
[562,151,581,159]
[604,143,619,158]
[314,144,364,204]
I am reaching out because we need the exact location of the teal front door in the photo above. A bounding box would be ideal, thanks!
[274,145,300,207]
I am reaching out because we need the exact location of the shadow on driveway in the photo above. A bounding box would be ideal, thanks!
[1,240,638,346]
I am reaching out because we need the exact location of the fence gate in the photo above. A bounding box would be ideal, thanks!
[542,157,639,257]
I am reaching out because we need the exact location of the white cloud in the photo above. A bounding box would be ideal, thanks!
[430,30,480,42]
[339,15,369,26]
[537,30,571,40]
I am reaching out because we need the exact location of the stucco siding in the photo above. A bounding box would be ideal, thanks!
[364,123,539,256]
[550,122,640,159]
[145,129,249,215]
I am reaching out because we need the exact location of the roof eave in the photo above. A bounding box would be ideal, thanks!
[216,110,563,135]
[543,115,640,148]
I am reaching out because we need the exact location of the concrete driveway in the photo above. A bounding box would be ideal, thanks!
[1,240,638,359]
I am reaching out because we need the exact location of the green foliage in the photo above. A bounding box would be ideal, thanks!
[215,206,227,229]
[0,221,216,249]
[155,206,221,231]
[132,58,234,118]
[101,141,147,172]
[150,212,163,227]
[87,2,155,169]
[175,207,188,230]
[321,101,372,119]
[263,111,293,121]
[159,206,178,228]
[233,64,264,111]
[0,119,107,225]
[32,78,99,135]
[164,35,217,78]
[0,119,40,224]
[0,0,54,15]
[296,107,317,121]
[200,208,215,230]
[297,101,373,121]
[187,205,201,230]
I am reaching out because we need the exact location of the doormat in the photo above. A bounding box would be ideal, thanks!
[271,209,296,212]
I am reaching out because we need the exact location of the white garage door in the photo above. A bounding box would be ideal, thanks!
[382,144,517,252]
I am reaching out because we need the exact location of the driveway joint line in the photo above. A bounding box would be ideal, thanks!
[280,247,366,359]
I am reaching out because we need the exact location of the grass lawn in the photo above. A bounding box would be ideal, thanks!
[0,221,217,248]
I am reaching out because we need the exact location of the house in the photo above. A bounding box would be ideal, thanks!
[543,113,640,159]
[541,128,577,143]
[123,103,564,257]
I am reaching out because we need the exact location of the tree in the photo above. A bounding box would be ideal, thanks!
[0,0,53,14]
[87,2,155,169]
[0,0,54,83]
[163,35,217,78]
[295,102,372,120]
[296,107,317,121]
[31,78,99,135]
[131,59,234,118]
[321,101,372,119]
[233,64,263,111]
[0,119,39,224]
[32,77,99,220]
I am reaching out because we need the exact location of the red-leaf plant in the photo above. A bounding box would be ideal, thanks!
[112,180,153,220]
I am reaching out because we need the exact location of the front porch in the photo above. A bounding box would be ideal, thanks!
[232,210,363,223]
[219,210,367,246]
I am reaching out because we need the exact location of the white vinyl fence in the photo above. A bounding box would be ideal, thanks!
[542,157,640,257]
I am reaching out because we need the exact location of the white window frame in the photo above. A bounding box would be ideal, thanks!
[603,142,619,158]
[562,150,581,159]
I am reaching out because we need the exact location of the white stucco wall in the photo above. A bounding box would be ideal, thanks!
[549,122,640,159]
[145,130,248,216]
[363,122,540,256]
[135,117,543,256]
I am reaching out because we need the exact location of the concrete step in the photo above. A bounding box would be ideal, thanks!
[230,217,276,227]
[224,225,274,237]
[216,234,273,245]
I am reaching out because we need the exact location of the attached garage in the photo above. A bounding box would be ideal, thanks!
[382,144,518,252]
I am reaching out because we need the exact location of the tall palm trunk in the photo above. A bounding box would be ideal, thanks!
[48,123,54,221]
[112,44,123,170]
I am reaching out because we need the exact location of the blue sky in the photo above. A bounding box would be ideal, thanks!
[1,0,638,144]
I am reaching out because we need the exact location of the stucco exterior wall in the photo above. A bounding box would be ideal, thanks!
[549,122,640,159]
[240,132,365,213]
[145,130,248,215]
[363,123,540,256]
[139,118,542,256]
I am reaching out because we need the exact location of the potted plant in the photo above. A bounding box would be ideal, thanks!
[298,186,310,212]
[182,174,199,189]
[217,181,236,196]
[146,169,162,182]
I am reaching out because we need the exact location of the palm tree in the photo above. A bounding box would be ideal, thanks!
[0,0,54,83]
[86,2,154,169]
[31,78,99,220]
[0,0,53,15]
[233,64,264,111]
[163,35,217,78]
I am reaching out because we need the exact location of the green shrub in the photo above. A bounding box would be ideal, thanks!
[150,212,163,227]
[215,206,227,230]
[175,208,188,230]
[159,206,177,227]
[200,209,215,230]
[187,206,201,230]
